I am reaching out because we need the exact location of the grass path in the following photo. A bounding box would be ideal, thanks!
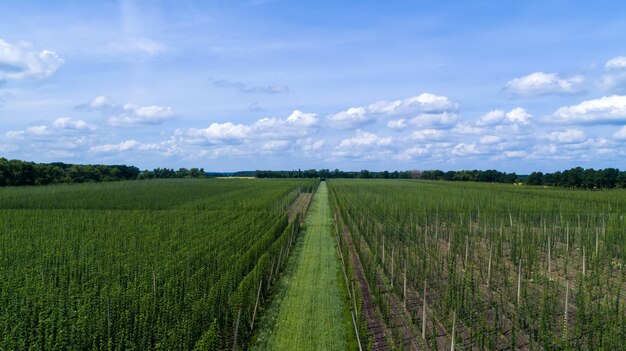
[251,181,353,350]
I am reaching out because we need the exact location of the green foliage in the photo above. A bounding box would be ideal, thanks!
[0,178,316,350]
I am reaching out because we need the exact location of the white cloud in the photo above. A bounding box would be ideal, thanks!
[80,96,175,126]
[333,130,394,159]
[0,38,63,80]
[26,125,50,136]
[606,56,626,69]
[504,150,526,158]
[261,140,290,151]
[88,140,163,155]
[85,96,115,109]
[177,122,252,145]
[477,108,531,126]
[451,142,480,156]
[387,119,407,130]
[411,129,446,140]
[479,135,501,144]
[327,107,371,129]
[614,126,626,140]
[327,93,458,130]
[506,107,532,124]
[599,72,626,91]
[89,140,141,154]
[300,139,325,152]
[338,130,392,148]
[108,104,175,126]
[396,146,429,160]
[52,117,94,130]
[504,72,584,96]
[368,93,458,115]
[410,112,459,128]
[552,95,626,123]
[477,110,505,126]
[285,110,318,128]
[545,129,587,143]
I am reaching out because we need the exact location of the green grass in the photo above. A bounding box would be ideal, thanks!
[251,182,353,350]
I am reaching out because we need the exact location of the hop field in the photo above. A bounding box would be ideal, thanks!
[329,179,626,350]
[0,178,317,350]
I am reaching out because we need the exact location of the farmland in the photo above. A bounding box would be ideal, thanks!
[329,179,626,350]
[2,176,626,350]
[0,178,317,350]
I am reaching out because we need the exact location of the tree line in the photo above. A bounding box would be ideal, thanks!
[0,158,208,186]
[0,158,141,186]
[257,167,626,189]
[1,157,624,189]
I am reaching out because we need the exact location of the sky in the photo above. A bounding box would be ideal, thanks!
[1,0,626,172]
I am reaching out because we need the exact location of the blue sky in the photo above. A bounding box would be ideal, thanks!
[1,0,626,172]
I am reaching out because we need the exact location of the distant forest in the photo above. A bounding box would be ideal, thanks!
[0,157,624,189]
[0,158,206,186]
[256,167,626,189]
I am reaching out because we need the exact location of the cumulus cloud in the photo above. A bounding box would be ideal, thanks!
[552,95,626,123]
[327,93,458,130]
[261,140,290,152]
[0,38,63,80]
[477,107,531,126]
[89,140,162,155]
[1,117,97,160]
[605,56,626,70]
[79,96,175,126]
[300,138,325,152]
[479,135,501,144]
[367,93,458,115]
[411,129,446,141]
[504,72,584,96]
[285,110,318,128]
[451,142,480,156]
[387,119,407,130]
[108,104,175,126]
[410,112,459,128]
[211,78,289,94]
[599,57,626,91]
[327,107,371,129]
[333,130,394,159]
[545,129,587,143]
[174,110,318,147]
[504,150,526,158]
[338,130,392,148]
[177,122,252,145]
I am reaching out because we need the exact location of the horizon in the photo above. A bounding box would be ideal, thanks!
[1,1,626,173]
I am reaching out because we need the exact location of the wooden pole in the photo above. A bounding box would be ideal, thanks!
[564,281,569,340]
[422,279,427,340]
[251,280,263,330]
[487,245,492,289]
[232,307,241,351]
[450,310,456,351]
[351,310,363,351]
[517,259,522,306]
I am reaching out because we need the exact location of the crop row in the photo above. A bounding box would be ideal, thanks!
[329,179,626,350]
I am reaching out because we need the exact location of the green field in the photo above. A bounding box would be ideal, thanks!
[251,182,353,350]
[3,177,626,350]
[0,178,317,350]
[329,179,626,350]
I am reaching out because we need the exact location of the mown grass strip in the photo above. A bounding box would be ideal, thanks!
[251,182,353,350]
